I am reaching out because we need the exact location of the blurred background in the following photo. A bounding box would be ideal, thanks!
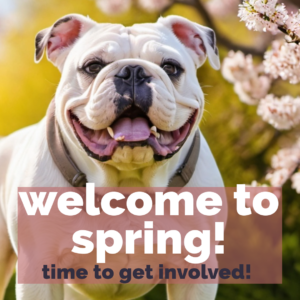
[0,0,299,299]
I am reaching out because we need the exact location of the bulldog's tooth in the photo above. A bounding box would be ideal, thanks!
[175,146,180,151]
[151,130,160,138]
[150,127,160,138]
[116,136,125,141]
[107,127,114,138]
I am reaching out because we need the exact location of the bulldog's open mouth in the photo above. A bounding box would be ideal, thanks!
[69,107,197,162]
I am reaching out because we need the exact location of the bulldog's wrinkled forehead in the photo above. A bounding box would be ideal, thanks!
[35,14,220,71]
[72,22,192,68]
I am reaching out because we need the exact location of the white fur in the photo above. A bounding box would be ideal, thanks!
[0,14,223,300]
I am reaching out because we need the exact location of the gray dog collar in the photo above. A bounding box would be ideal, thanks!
[46,99,200,187]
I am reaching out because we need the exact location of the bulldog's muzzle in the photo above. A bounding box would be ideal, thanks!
[114,65,153,115]
[68,59,199,163]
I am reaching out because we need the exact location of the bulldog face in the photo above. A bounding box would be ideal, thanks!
[35,14,219,166]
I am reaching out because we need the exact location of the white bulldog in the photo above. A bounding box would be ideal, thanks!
[0,14,223,300]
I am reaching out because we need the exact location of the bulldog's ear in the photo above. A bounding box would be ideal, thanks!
[158,15,220,70]
[35,14,97,69]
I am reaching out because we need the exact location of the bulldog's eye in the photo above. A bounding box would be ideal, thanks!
[162,63,178,75]
[83,62,103,75]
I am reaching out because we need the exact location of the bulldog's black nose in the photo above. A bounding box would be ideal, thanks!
[116,65,150,85]
[114,65,153,116]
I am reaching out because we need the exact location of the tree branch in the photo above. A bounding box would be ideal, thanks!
[287,0,300,7]
[169,0,267,56]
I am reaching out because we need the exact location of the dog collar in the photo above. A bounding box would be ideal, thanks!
[46,99,200,187]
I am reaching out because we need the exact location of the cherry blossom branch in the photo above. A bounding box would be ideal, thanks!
[289,0,300,6]
[171,0,267,55]
[238,0,300,44]
[222,1,300,192]
[278,24,300,44]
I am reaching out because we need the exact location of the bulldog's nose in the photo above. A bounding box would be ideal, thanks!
[114,65,153,116]
[116,65,150,85]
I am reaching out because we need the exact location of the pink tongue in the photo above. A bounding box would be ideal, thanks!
[112,117,151,141]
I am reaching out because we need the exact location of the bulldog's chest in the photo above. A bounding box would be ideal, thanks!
[70,283,155,300]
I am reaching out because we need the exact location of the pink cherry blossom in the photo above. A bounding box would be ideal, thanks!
[266,141,300,188]
[271,147,300,170]
[264,40,300,84]
[138,0,171,12]
[257,94,300,130]
[96,0,131,15]
[234,76,271,105]
[222,51,255,83]
[286,10,300,39]
[266,168,290,187]
[238,0,288,34]
[222,51,271,105]
[291,172,300,193]
[206,0,240,17]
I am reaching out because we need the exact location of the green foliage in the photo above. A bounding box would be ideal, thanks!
[4,273,15,300]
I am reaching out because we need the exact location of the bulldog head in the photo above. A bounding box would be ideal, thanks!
[35,14,219,169]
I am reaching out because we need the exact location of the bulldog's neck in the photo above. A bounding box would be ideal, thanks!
[61,129,196,187]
